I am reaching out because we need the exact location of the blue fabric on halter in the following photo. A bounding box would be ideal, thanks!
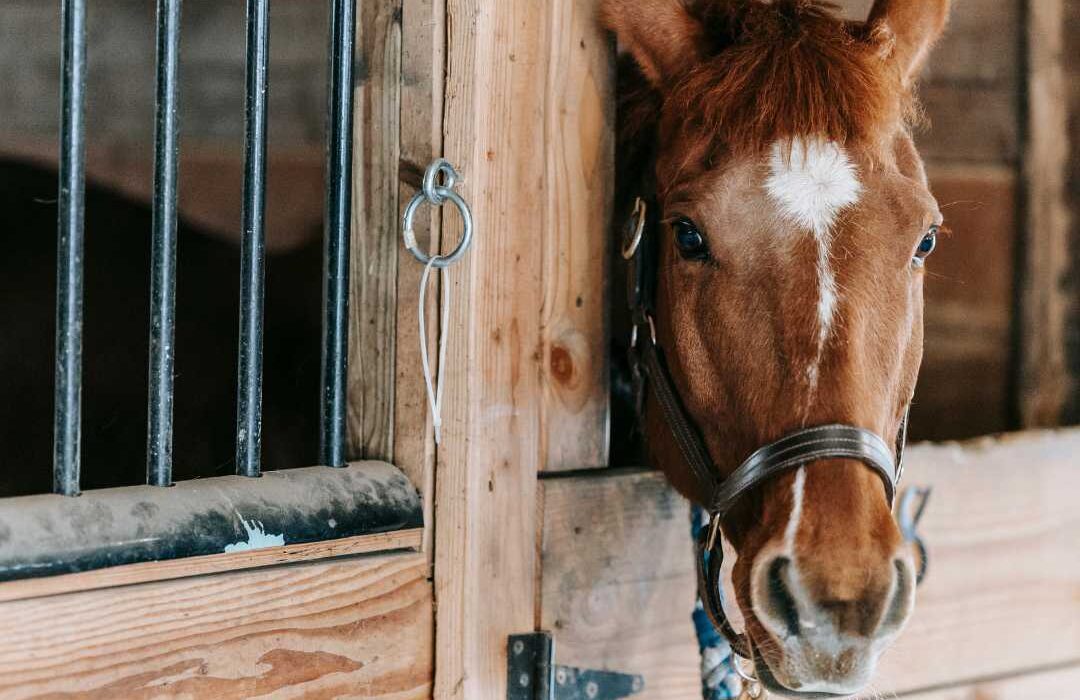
[691,505,743,700]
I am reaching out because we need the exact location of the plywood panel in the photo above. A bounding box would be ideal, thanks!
[0,552,433,699]
[540,431,1080,698]
[541,0,615,472]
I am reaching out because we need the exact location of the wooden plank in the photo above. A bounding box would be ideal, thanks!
[433,0,549,695]
[914,164,1017,441]
[540,469,699,700]
[917,83,1018,165]
[394,0,447,557]
[1018,0,1073,426]
[539,431,1080,698]
[0,528,422,605]
[899,663,1080,699]
[540,0,615,472]
[0,552,433,699]
[348,0,404,463]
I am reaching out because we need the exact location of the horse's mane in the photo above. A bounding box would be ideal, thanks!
[620,0,916,165]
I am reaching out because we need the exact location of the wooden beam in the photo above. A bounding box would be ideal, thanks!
[348,0,404,462]
[0,552,433,698]
[433,0,549,695]
[540,0,615,472]
[394,0,447,557]
[0,528,422,605]
[1019,0,1073,426]
[539,431,1080,698]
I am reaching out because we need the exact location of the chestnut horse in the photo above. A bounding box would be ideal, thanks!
[602,0,949,696]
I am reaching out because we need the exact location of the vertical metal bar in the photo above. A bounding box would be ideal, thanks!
[320,0,357,468]
[147,0,182,487]
[54,0,87,498]
[236,0,270,478]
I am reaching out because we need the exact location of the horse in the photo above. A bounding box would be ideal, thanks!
[0,159,322,498]
[601,0,950,696]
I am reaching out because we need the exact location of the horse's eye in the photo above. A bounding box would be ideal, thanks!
[673,218,708,260]
[913,225,938,267]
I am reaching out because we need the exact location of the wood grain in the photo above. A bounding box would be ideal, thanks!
[0,552,433,699]
[394,0,447,558]
[434,0,549,695]
[899,663,1080,699]
[0,528,422,605]
[1019,0,1074,427]
[540,0,615,472]
[539,431,1080,699]
[348,0,404,463]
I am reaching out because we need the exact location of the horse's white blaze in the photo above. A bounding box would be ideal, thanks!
[765,139,860,395]
[783,467,807,553]
[765,139,862,238]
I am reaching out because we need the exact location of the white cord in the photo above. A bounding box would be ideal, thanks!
[419,257,451,444]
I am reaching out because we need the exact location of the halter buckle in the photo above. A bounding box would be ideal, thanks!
[621,197,647,260]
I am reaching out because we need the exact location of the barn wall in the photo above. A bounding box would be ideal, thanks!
[0,0,327,250]
[539,431,1080,699]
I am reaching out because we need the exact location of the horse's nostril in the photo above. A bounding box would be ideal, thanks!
[767,556,801,637]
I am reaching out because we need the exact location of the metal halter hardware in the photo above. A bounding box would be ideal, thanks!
[623,197,914,662]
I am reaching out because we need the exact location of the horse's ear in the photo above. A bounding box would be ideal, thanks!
[867,0,950,85]
[600,0,704,87]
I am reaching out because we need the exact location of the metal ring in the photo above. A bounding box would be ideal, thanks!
[422,158,458,205]
[403,185,473,268]
[621,197,647,260]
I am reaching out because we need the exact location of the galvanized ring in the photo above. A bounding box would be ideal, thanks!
[403,185,474,268]
[422,158,458,205]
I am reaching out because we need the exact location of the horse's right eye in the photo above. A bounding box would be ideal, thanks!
[673,218,709,260]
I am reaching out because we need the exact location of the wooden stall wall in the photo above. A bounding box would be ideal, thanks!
[539,431,1080,699]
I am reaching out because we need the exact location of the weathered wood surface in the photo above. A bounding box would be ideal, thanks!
[393,0,447,558]
[900,663,1080,699]
[0,528,421,605]
[348,0,404,463]
[915,164,1017,440]
[0,552,433,699]
[1019,0,1074,427]
[539,431,1080,699]
[541,0,615,472]
[433,0,549,696]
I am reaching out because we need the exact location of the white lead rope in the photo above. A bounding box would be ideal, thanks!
[402,159,473,446]
[418,257,451,444]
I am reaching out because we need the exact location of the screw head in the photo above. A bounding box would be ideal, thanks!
[555,668,567,685]
[512,640,525,655]
[585,680,599,698]
[518,672,530,688]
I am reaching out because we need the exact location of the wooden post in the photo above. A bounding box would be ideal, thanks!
[1018,0,1073,427]
[348,0,403,462]
[540,0,615,472]
[433,1,549,696]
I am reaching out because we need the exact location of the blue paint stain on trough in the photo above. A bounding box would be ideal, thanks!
[0,461,421,582]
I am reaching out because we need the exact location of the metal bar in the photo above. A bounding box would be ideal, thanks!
[319,0,357,468]
[53,0,87,498]
[236,0,271,478]
[147,0,183,487]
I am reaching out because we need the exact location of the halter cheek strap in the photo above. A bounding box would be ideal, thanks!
[623,197,912,661]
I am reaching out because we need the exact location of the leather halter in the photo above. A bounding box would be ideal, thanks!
[623,197,911,660]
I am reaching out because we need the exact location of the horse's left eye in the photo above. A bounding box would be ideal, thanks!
[913,225,939,267]
[673,218,709,260]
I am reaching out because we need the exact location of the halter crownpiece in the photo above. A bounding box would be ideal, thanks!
[622,196,912,662]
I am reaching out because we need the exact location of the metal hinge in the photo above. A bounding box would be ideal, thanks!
[507,632,644,700]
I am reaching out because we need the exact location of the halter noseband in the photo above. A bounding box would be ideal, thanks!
[623,197,911,660]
